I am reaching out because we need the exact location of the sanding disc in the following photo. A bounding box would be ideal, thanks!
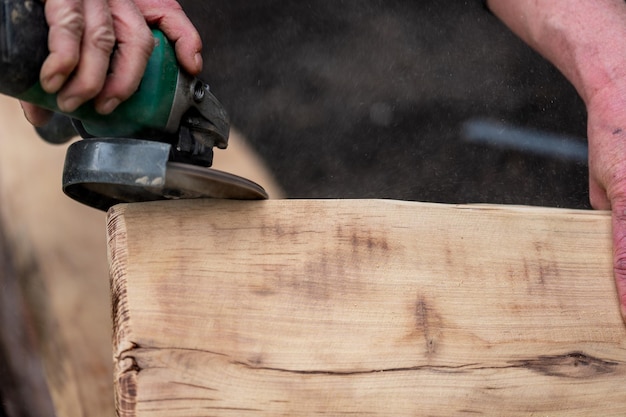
[62,138,268,211]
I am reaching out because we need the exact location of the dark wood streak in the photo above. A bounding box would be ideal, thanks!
[510,352,622,379]
[232,351,623,379]
[108,206,139,417]
[415,297,443,356]
[116,343,142,417]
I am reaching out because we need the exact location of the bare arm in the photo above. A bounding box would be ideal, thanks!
[488,0,626,321]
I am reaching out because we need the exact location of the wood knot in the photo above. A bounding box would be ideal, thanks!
[512,352,621,379]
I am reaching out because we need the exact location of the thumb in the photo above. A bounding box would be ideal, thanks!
[589,177,610,210]
[20,102,53,127]
[610,197,626,321]
[590,177,626,320]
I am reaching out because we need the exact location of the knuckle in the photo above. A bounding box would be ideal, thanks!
[614,255,626,278]
[54,3,85,35]
[613,239,626,276]
[138,30,157,51]
[135,0,183,14]
[63,82,100,103]
[102,72,138,102]
[608,186,626,216]
[79,81,102,98]
[88,25,116,53]
[614,204,626,222]
[45,51,80,77]
[605,168,626,197]
[46,3,84,69]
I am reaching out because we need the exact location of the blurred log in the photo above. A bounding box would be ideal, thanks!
[108,199,626,417]
[0,97,112,416]
[0,225,55,417]
[0,95,282,416]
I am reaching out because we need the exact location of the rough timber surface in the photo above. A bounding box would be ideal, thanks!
[108,199,626,417]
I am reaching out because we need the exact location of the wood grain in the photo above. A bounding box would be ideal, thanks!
[108,199,626,417]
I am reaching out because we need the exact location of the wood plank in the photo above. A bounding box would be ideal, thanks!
[108,199,626,417]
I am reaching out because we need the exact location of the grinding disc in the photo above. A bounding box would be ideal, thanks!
[62,138,268,211]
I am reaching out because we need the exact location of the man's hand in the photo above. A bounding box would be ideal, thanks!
[487,0,626,323]
[586,86,626,319]
[22,0,202,126]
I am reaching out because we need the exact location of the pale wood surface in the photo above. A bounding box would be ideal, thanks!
[108,199,626,417]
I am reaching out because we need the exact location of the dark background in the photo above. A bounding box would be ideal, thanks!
[182,0,590,208]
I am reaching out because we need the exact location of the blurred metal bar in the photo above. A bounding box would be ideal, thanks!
[461,118,588,164]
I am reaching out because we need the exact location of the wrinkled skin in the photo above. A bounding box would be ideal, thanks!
[587,85,626,320]
[21,0,202,125]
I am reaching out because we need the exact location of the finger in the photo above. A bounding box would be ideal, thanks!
[611,198,626,321]
[20,102,54,127]
[155,10,203,75]
[40,0,85,94]
[94,0,154,114]
[56,0,116,112]
[135,0,203,74]
[588,176,626,319]
[589,177,610,209]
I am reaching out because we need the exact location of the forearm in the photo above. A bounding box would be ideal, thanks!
[487,0,626,106]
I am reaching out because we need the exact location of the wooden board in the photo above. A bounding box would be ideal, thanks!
[108,199,626,417]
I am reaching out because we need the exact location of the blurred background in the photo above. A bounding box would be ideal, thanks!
[186,0,589,207]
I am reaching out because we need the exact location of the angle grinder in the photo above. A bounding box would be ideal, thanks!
[0,0,268,210]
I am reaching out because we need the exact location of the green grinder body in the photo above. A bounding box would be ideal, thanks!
[0,0,179,138]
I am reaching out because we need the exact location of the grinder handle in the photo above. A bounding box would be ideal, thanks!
[0,0,49,97]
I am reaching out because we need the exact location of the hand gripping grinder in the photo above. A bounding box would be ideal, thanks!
[0,0,268,210]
